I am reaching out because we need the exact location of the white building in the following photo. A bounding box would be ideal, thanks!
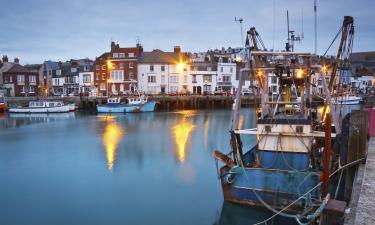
[216,57,237,94]
[189,62,217,94]
[138,47,190,95]
[79,72,96,96]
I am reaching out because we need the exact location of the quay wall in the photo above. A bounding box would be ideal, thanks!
[5,95,259,112]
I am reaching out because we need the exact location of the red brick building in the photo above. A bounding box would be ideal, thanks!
[94,41,142,96]
[3,63,39,97]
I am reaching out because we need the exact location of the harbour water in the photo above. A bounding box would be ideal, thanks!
[0,106,359,225]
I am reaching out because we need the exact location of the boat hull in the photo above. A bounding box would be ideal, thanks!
[9,105,71,113]
[220,166,321,211]
[97,105,126,113]
[0,103,6,112]
[334,96,361,105]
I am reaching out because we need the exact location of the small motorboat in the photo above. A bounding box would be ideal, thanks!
[97,98,126,113]
[334,95,361,105]
[9,101,70,113]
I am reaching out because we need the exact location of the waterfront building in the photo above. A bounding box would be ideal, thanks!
[138,46,190,95]
[0,56,14,91]
[42,61,60,95]
[2,62,39,97]
[93,41,142,96]
[216,56,236,94]
[189,62,217,95]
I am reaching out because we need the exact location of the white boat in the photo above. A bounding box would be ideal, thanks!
[9,101,71,113]
[68,103,76,112]
[334,95,361,105]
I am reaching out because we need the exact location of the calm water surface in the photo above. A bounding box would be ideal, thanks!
[1,107,339,225]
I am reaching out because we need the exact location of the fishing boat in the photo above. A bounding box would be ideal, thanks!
[97,98,126,113]
[334,95,361,105]
[213,17,356,223]
[97,96,156,113]
[9,101,70,113]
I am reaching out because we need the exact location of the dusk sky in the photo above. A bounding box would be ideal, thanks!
[1,0,374,64]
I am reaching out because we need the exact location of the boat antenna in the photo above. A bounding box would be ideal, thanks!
[235,17,244,48]
[314,0,317,54]
[286,10,290,51]
[272,0,276,50]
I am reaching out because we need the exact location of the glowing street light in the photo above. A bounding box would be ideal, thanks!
[322,65,328,74]
[235,56,243,63]
[296,69,304,79]
[177,61,186,73]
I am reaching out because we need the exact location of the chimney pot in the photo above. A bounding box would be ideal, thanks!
[174,46,181,53]
[14,57,19,64]
[2,55,8,63]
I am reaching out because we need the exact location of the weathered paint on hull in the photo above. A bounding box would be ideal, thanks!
[220,167,321,211]
[97,105,125,113]
[258,150,310,170]
[124,101,156,113]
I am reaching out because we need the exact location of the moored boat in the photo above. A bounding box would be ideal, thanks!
[97,96,156,113]
[0,92,6,112]
[9,101,70,113]
[97,98,126,113]
[334,95,361,105]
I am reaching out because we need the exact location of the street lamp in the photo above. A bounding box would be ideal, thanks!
[107,79,111,97]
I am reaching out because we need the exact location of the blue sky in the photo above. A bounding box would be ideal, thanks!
[0,0,374,64]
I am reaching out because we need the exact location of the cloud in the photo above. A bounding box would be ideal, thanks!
[0,0,374,64]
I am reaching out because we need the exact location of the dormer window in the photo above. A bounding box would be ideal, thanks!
[113,53,119,58]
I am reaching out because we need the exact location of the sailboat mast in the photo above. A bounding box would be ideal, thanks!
[314,0,317,54]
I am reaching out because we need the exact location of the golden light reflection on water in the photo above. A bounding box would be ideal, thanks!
[172,112,196,162]
[102,118,124,171]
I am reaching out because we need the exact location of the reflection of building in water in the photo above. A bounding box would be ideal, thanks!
[172,119,195,162]
[102,119,124,170]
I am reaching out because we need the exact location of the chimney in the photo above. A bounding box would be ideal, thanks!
[58,61,63,67]
[111,41,116,52]
[14,57,19,64]
[174,46,181,53]
[2,55,8,63]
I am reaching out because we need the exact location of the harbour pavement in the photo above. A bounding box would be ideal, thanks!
[352,137,375,225]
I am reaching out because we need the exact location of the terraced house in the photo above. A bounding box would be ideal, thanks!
[93,41,142,96]
[2,62,39,97]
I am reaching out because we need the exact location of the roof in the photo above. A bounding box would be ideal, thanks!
[5,64,35,74]
[0,62,14,73]
[350,52,375,62]
[140,50,189,64]
[44,61,60,70]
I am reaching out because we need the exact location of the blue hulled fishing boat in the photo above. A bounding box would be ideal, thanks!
[97,96,156,113]
[213,18,357,223]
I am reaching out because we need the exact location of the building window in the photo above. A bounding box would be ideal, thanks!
[96,65,100,70]
[203,75,212,83]
[220,67,223,72]
[161,75,165,83]
[83,74,91,83]
[129,71,134,80]
[71,67,77,73]
[29,86,35,93]
[223,76,230,82]
[17,75,25,83]
[21,86,26,93]
[102,73,106,80]
[96,73,100,80]
[128,52,134,57]
[265,126,271,132]
[100,83,106,91]
[102,65,106,70]
[129,62,134,68]
[150,65,154,72]
[29,75,36,83]
[183,75,187,83]
[170,75,179,83]
[296,126,303,133]
[56,70,61,76]
[207,67,212,71]
[120,63,125,69]
[148,76,156,83]
[113,53,119,58]
[119,53,125,58]
[161,65,165,72]
[192,75,197,83]
[271,77,277,84]
[230,67,233,73]
[110,70,124,82]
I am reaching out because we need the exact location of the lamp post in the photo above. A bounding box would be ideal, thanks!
[107,79,111,97]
